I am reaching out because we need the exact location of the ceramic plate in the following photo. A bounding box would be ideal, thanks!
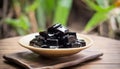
[18,33,93,57]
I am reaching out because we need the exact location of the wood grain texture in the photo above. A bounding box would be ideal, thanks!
[0,35,120,69]
[3,50,103,69]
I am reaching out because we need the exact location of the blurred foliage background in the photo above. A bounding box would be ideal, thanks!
[0,0,120,40]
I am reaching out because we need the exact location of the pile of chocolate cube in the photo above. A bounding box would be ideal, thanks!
[30,24,86,49]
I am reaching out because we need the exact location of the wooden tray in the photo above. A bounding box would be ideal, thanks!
[3,50,103,69]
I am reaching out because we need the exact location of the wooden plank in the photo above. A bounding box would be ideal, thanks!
[0,46,26,50]
[71,64,120,69]
[0,61,120,69]
[0,35,120,69]
[0,50,120,64]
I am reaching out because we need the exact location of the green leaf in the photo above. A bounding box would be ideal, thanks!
[53,0,72,26]
[5,15,30,35]
[84,12,108,32]
[5,18,19,27]
[104,5,115,12]
[19,15,30,30]
[84,0,103,11]
[84,0,115,33]
[96,0,109,8]
[25,0,39,12]
[43,0,56,15]
[36,0,46,31]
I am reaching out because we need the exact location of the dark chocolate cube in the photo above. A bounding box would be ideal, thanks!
[30,36,46,46]
[48,24,69,34]
[30,38,43,47]
[60,35,76,44]
[65,43,72,48]
[35,35,44,41]
[34,39,45,46]
[48,34,54,37]
[59,35,68,45]
[30,23,86,48]
[66,32,77,38]
[35,41,42,46]
[77,39,86,46]
[48,34,55,39]
[54,31,65,39]
[56,25,69,34]
[68,35,76,43]
[46,39,58,46]
[30,41,34,46]
[47,24,61,34]
[29,39,37,46]
[39,31,48,39]
[52,24,61,28]
[72,42,82,48]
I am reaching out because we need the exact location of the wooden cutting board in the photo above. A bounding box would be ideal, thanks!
[3,50,103,69]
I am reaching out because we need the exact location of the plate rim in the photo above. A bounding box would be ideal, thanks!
[18,33,94,51]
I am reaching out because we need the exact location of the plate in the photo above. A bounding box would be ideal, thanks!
[18,33,93,57]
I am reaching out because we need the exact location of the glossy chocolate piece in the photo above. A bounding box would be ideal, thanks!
[47,24,61,34]
[39,31,48,39]
[30,39,37,46]
[65,43,72,48]
[66,32,77,38]
[41,45,49,48]
[56,25,69,34]
[46,39,58,46]
[48,24,69,34]
[78,39,86,46]
[71,41,82,48]
[29,24,86,48]
[68,35,76,43]
[59,35,76,45]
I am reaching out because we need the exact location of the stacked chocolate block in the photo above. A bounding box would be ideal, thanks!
[30,24,86,49]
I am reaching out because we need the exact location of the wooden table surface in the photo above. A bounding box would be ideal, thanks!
[0,34,120,69]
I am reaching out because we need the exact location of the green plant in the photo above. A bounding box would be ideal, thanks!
[36,0,72,30]
[5,15,30,35]
[5,0,72,35]
[83,0,116,33]
[36,0,56,31]
[53,0,73,26]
